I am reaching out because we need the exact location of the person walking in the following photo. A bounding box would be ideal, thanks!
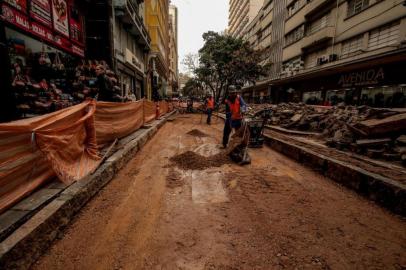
[95,65,115,102]
[205,94,215,125]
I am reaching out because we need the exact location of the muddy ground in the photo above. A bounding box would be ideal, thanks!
[32,115,406,270]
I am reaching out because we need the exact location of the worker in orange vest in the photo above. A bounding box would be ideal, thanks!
[205,93,215,125]
[222,86,247,148]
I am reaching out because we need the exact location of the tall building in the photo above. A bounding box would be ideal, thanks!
[145,0,170,100]
[168,4,179,96]
[228,0,264,38]
[242,0,286,102]
[113,0,151,99]
[242,0,406,108]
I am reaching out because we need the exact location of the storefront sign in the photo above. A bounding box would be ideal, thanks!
[338,68,385,87]
[30,0,52,27]
[69,5,84,45]
[52,0,69,37]
[1,4,30,31]
[4,0,27,13]
[71,44,84,57]
[54,34,71,51]
[31,21,53,43]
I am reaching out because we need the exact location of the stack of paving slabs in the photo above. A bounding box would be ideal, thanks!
[246,103,406,165]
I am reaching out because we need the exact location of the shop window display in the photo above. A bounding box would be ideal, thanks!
[6,28,125,118]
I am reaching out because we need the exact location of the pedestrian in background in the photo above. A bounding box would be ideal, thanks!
[205,94,215,125]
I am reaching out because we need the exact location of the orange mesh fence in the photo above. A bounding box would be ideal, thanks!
[95,101,144,146]
[143,100,156,123]
[159,101,169,116]
[0,101,100,213]
[0,99,177,213]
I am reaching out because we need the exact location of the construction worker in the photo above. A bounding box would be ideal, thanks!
[222,86,247,148]
[205,94,215,125]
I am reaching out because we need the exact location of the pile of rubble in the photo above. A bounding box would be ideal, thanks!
[247,103,406,165]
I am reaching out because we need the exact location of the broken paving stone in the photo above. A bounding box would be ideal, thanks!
[290,114,303,122]
[396,135,406,145]
[356,138,392,147]
[366,149,384,159]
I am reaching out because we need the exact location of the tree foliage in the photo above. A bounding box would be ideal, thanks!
[193,31,267,102]
[181,78,205,98]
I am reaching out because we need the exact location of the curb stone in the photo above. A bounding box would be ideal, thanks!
[0,111,175,270]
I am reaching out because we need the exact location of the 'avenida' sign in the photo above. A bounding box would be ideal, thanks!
[338,68,385,87]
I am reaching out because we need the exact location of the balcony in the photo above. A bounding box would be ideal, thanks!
[305,0,334,18]
[114,0,151,50]
[301,26,334,50]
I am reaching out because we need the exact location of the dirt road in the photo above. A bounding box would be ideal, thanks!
[32,115,406,270]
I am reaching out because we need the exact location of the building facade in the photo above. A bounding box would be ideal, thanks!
[112,0,151,99]
[242,0,286,102]
[145,0,170,100]
[240,0,406,108]
[168,4,179,96]
[228,0,264,38]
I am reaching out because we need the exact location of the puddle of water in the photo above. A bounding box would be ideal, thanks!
[191,170,228,204]
[194,143,221,158]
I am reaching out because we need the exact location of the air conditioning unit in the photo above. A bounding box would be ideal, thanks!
[317,56,328,66]
[329,54,338,62]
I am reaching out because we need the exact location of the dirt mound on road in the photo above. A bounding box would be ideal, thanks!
[186,129,209,137]
[170,151,230,170]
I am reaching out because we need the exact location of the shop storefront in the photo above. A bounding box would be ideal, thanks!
[0,0,87,118]
[277,61,406,108]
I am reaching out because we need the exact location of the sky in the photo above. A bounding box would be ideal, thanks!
[170,0,229,73]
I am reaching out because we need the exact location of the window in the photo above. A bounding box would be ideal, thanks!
[263,0,274,15]
[306,12,330,35]
[262,23,272,39]
[347,0,369,17]
[368,21,400,50]
[285,25,304,46]
[341,34,364,58]
[287,0,307,17]
[304,48,327,68]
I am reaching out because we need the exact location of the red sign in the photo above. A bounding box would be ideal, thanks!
[71,44,84,57]
[30,0,52,27]
[4,0,27,13]
[69,5,83,45]
[52,0,69,37]
[1,2,85,58]
[1,4,30,31]
[31,21,54,43]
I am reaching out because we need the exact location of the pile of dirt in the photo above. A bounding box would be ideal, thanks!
[186,129,209,137]
[169,151,231,170]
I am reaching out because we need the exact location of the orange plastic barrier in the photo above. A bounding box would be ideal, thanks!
[95,101,144,146]
[143,100,156,123]
[0,101,100,212]
[0,99,173,213]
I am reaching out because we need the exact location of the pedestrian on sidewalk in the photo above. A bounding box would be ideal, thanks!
[222,86,247,148]
[205,94,215,125]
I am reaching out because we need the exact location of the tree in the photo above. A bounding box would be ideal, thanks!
[181,78,205,98]
[181,53,199,76]
[194,31,267,103]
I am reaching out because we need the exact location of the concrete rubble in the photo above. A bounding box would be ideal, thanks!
[245,103,406,165]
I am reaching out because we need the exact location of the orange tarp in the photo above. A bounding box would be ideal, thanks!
[0,99,172,213]
[95,101,144,146]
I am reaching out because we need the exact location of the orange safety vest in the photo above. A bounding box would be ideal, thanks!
[207,97,214,109]
[226,96,241,120]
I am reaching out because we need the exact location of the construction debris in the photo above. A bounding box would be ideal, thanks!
[244,103,406,164]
